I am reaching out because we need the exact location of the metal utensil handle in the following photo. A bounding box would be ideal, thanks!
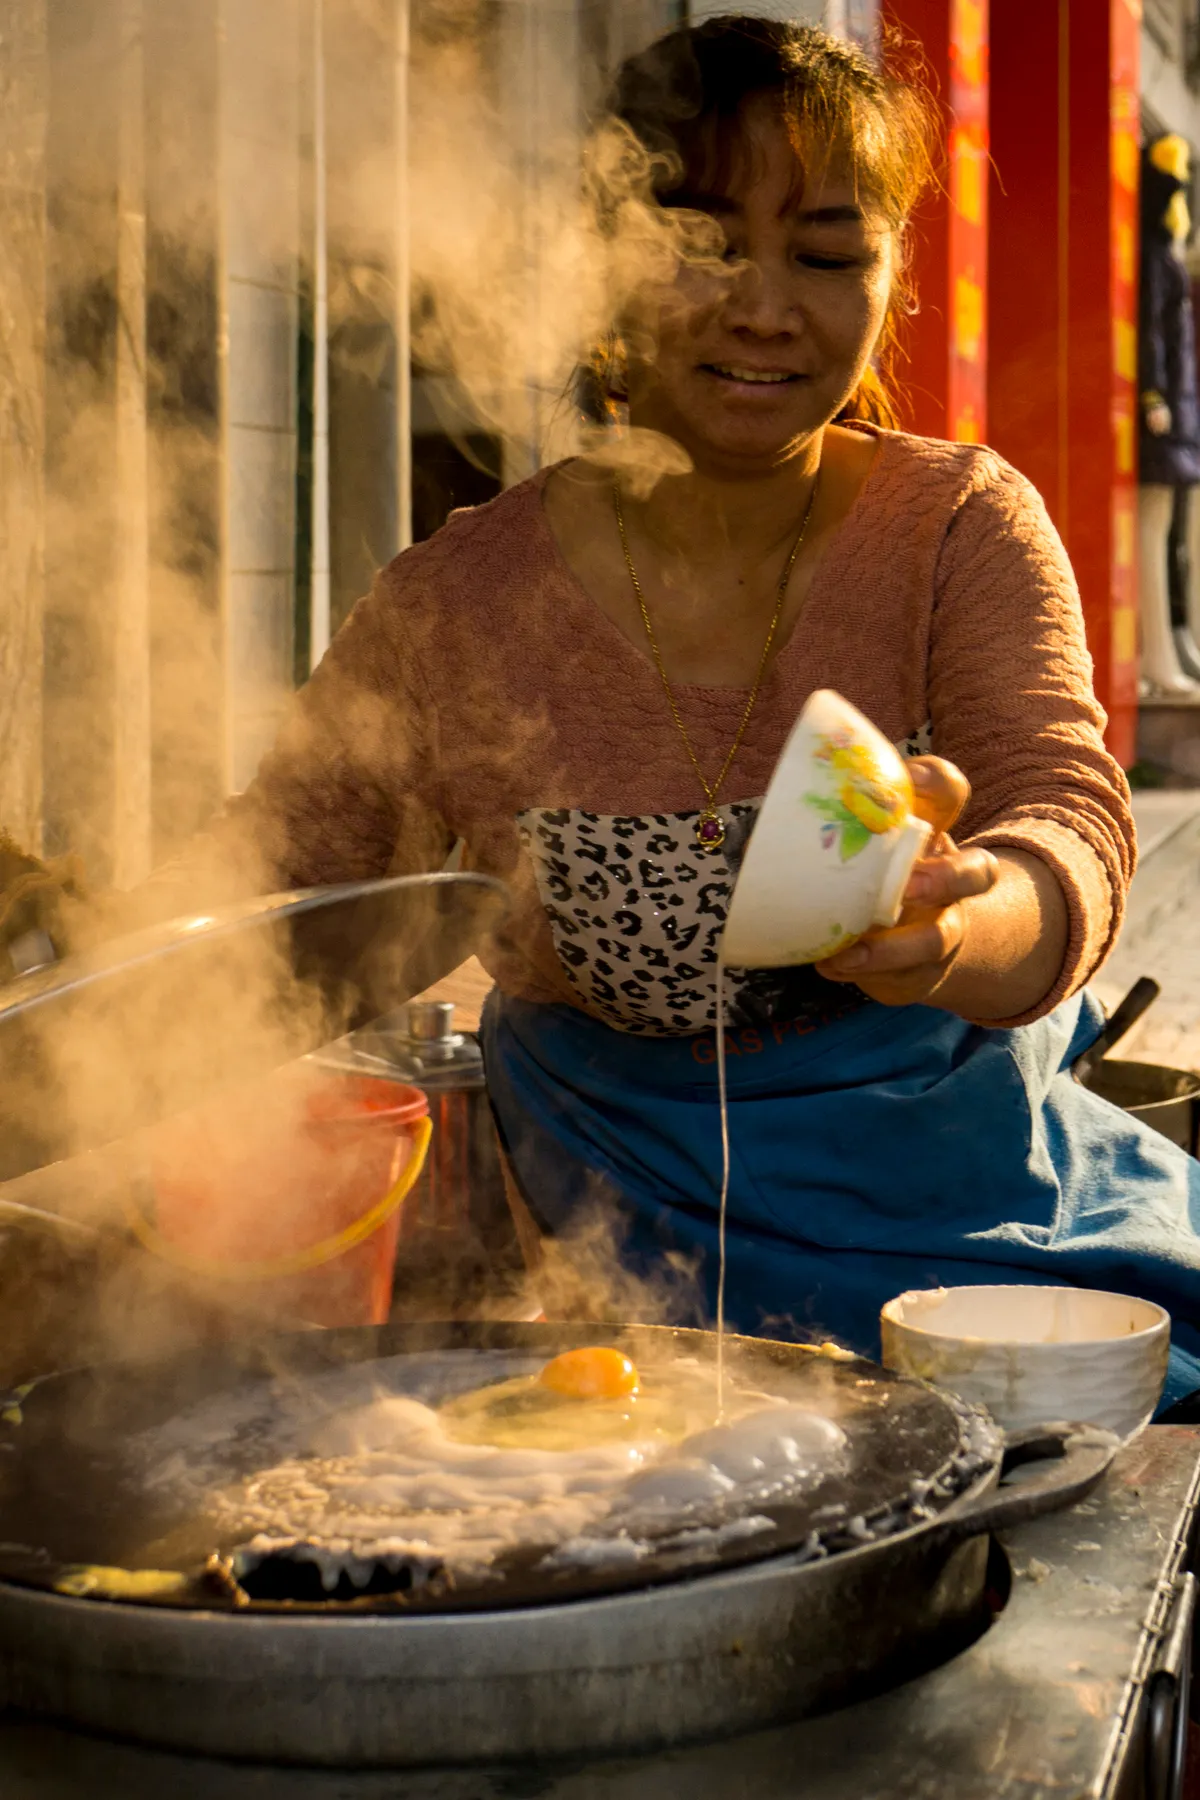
[1073,976,1161,1080]
[1145,1572,1196,1800]
[0,871,510,1024]
[0,1199,101,1244]
[925,1423,1119,1551]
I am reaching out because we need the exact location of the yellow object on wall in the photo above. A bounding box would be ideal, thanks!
[954,275,984,365]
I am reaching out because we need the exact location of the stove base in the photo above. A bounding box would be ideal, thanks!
[1,1429,1197,1799]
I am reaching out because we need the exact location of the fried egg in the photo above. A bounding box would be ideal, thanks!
[132,1349,850,1593]
[436,1348,712,1454]
[196,1351,848,1584]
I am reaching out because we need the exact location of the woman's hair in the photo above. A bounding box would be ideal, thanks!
[582,13,937,431]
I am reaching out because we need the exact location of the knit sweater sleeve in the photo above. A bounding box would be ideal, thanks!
[927,453,1136,1025]
[118,562,452,926]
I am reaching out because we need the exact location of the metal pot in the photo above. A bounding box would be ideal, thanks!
[1080,1057,1200,1155]
[1073,976,1200,1154]
[0,1321,1115,1767]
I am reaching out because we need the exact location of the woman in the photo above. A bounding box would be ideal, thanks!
[139,19,1200,1401]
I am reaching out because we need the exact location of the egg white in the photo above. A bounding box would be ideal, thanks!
[204,1366,848,1581]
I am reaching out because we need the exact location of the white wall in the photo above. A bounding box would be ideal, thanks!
[0,1,46,856]
[689,1,825,23]
[0,0,46,853]
[219,0,302,793]
[1142,18,1200,141]
[688,0,879,36]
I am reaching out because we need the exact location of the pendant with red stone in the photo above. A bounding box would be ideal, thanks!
[694,809,726,854]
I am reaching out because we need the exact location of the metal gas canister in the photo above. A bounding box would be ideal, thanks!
[375,1001,491,1239]
[329,1001,527,1313]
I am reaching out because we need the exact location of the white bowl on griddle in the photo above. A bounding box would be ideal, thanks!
[880,1285,1170,1441]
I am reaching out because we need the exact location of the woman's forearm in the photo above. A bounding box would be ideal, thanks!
[817,761,1079,1021]
[930,847,1069,1022]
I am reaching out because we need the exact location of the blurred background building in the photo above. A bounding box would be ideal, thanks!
[2,0,1199,890]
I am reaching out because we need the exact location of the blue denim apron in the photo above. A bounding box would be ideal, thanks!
[481,989,1200,1412]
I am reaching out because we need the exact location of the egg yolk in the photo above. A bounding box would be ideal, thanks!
[538,1347,640,1401]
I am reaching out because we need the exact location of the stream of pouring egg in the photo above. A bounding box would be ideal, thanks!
[715,959,730,1417]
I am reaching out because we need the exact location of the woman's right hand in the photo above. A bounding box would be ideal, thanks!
[815,757,999,1010]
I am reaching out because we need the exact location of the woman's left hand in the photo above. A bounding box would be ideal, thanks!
[815,757,1001,1007]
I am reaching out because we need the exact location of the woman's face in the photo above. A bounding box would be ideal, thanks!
[623,101,896,472]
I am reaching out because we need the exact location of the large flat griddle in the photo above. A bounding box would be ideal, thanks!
[0,1321,993,1614]
[0,1322,1117,1766]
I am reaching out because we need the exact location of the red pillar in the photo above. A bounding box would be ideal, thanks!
[885,0,988,442]
[988,0,1139,766]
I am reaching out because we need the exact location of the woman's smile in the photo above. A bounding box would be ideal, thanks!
[699,362,810,394]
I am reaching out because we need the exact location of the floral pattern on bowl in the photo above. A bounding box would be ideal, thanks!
[806,731,914,862]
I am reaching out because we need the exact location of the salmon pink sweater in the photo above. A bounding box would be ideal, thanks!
[168,431,1134,1034]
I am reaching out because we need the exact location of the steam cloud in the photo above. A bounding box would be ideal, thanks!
[1,0,745,1380]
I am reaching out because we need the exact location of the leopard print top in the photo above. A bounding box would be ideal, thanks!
[517,727,931,1036]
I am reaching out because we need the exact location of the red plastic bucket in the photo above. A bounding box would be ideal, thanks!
[138,1069,431,1327]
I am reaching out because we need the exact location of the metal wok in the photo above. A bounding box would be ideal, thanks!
[0,1321,1116,1766]
[1072,974,1200,1154]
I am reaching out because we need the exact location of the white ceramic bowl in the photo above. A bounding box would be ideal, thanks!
[722,689,931,968]
[880,1284,1170,1440]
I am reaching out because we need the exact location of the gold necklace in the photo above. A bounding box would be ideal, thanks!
[613,473,820,854]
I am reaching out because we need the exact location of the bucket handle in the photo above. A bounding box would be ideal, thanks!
[123,1115,433,1283]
